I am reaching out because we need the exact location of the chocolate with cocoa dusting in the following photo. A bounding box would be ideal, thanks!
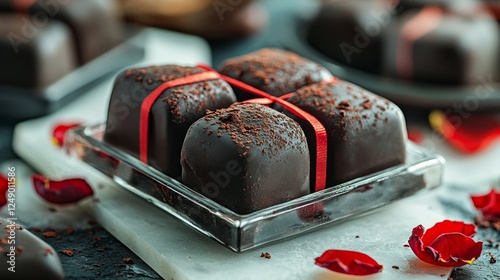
[283,80,406,188]
[104,65,236,179]
[218,48,332,101]
[181,103,310,214]
[0,218,64,279]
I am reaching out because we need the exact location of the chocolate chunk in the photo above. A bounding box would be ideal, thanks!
[181,103,310,214]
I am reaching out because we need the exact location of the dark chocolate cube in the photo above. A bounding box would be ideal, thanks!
[284,80,407,188]
[181,103,310,214]
[218,48,332,101]
[104,65,237,179]
[307,0,391,74]
[384,8,499,84]
[0,0,123,64]
[0,14,77,88]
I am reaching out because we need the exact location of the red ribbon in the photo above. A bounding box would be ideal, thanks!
[197,64,330,192]
[139,71,220,163]
[139,65,331,192]
[397,6,443,79]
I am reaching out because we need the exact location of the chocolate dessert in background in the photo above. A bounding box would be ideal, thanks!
[383,5,499,85]
[180,103,310,214]
[481,0,500,19]
[0,13,77,88]
[116,0,267,39]
[104,65,237,180]
[218,48,332,101]
[0,0,123,64]
[0,219,64,280]
[307,0,392,74]
[396,0,481,13]
[307,0,500,85]
[282,79,407,187]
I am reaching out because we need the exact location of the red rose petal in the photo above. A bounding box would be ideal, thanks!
[0,174,7,208]
[471,189,500,218]
[52,122,82,148]
[315,249,383,276]
[409,220,483,267]
[420,220,476,245]
[408,128,424,144]
[429,110,500,154]
[31,174,94,204]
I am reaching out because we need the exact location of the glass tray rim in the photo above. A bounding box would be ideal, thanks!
[67,123,445,225]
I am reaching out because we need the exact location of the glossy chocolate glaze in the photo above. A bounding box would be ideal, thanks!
[0,14,77,88]
[104,65,237,179]
[0,0,123,64]
[0,219,64,280]
[218,48,332,101]
[283,80,407,188]
[181,103,310,214]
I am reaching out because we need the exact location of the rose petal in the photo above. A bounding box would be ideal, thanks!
[31,174,94,204]
[471,189,500,218]
[0,174,7,208]
[429,110,500,154]
[420,220,476,246]
[315,249,383,276]
[52,122,82,147]
[408,128,424,144]
[409,221,483,267]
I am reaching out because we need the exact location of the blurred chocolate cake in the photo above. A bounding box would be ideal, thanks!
[383,5,499,84]
[0,13,77,88]
[0,0,123,64]
[307,0,393,74]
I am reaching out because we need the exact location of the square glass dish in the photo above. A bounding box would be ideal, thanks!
[66,124,445,252]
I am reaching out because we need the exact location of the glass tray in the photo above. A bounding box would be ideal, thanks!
[66,124,445,252]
